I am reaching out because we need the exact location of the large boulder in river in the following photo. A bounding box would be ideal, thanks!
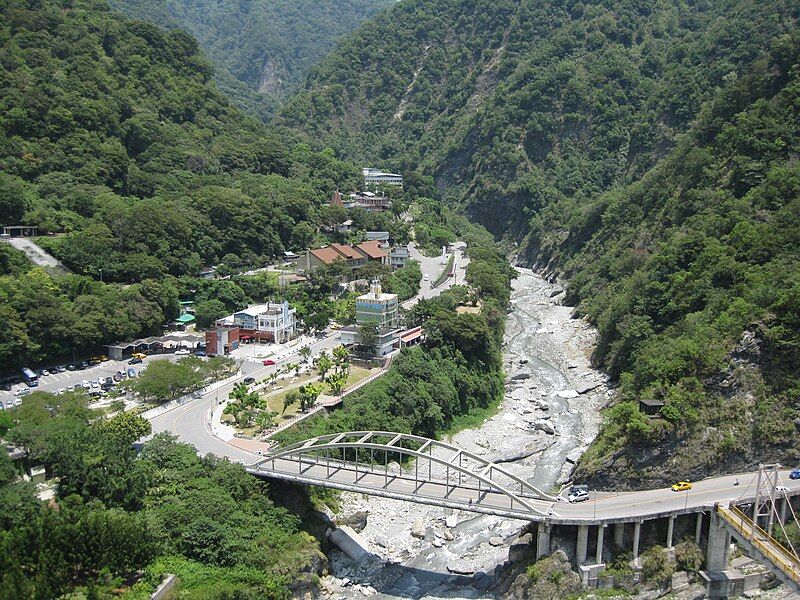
[447,559,475,575]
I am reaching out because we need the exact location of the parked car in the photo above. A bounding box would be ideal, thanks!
[81,380,91,389]
[568,490,590,503]
[14,388,30,397]
[54,365,66,373]
[57,388,66,395]
[776,485,790,493]
[66,364,77,371]
[243,377,256,385]
[113,373,122,382]
[127,368,137,378]
[79,361,90,370]
[175,348,190,355]
[128,357,142,365]
[0,382,11,391]
[41,369,50,376]
[132,352,147,360]
[262,359,276,366]
[790,469,800,480]
[194,350,207,357]
[671,481,692,492]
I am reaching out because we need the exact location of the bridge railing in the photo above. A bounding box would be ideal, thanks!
[257,431,558,517]
[717,505,800,586]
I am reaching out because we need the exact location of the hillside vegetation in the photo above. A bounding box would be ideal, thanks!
[281,0,800,484]
[0,0,361,372]
[109,0,392,119]
[571,36,800,488]
[0,398,321,598]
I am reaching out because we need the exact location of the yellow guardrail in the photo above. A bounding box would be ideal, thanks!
[717,505,800,585]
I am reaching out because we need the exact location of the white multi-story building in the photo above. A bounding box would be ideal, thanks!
[339,281,400,356]
[363,168,403,187]
[216,301,297,343]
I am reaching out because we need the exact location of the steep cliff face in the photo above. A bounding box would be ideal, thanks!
[110,0,392,118]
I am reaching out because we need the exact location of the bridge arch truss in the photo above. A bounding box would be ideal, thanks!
[250,431,558,519]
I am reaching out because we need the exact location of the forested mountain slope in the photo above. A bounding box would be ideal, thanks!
[570,36,800,488]
[280,0,800,484]
[280,0,796,240]
[109,0,392,119]
[0,0,358,370]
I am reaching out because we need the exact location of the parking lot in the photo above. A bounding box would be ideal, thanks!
[0,354,182,408]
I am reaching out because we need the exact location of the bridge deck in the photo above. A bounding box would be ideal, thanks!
[250,457,552,520]
[717,505,800,590]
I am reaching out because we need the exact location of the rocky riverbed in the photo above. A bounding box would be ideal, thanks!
[319,268,613,599]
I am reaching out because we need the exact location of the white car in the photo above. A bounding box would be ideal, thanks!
[41,369,50,376]
[568,490,590,503]
[175,348,190,355]
[91,381,100,389]
[14,388,30,397]
[57,388,66,395]
[776,486,790,493]
[82,380,91,389]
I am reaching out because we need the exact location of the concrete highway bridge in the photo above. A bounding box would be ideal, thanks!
[250,431,800,596]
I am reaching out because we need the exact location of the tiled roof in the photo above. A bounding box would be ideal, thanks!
[310,247,344,264]
[331,243,362,260]
[356,240,388,259]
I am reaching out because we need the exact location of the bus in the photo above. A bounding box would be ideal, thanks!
[21,367,39,387]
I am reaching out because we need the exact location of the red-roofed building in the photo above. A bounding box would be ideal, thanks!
[355,240,389,265]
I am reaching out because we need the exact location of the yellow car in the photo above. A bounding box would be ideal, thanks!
[132,352,147,360]
[671,481,692,492]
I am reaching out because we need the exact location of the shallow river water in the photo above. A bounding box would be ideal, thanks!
[321,269,611,599]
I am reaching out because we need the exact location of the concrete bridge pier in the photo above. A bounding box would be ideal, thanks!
[576,525,589,564]
[614,522,625,547]
[695,512,704,545]
[706,512,731,571]
[666,515,675,548]
[536,523,551,559]
[596,524,605,564]
[632,521,642,563]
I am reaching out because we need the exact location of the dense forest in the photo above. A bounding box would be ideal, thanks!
[0,0,370,372]
[570,36,800,487]
[109,0,392,119]
[281,0,796,242]
[0,396,322,598]
[280,0,800,482]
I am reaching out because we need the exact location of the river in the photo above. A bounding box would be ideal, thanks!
[320,268,612,599]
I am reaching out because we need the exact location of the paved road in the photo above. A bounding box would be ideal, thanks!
[253,456,800,524]
[148,334,342,460]
[402,243,468,309]
[3,237,69,273]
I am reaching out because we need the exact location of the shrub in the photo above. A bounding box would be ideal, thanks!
[674,540,703,572]
[641,546,674,583]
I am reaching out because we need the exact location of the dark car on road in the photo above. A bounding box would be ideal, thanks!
[243,377,256,385]
[128,357,142,365]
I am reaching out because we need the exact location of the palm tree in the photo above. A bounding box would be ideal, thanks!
[316,352,333,380]
[299,345,312,364]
